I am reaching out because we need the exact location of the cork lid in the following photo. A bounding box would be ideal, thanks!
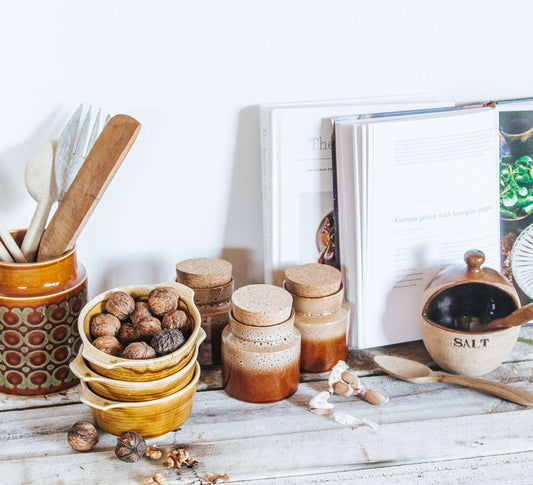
[231,284,293,326]
[176,258,233,289]
[284,263,342,298]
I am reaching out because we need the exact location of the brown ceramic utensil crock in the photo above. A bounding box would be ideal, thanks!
[419,250,522,377]
[0,229,87,395]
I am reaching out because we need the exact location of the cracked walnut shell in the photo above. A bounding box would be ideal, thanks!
[115,431,146,462]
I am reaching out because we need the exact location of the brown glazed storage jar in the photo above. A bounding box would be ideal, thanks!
[0,230,87,395]
[221,284,300,403]
[285,263,348,373]
[176,258,233,366]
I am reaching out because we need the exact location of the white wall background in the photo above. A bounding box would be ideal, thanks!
[1,0,531,297]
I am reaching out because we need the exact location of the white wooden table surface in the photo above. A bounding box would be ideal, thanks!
[1,327,532,485]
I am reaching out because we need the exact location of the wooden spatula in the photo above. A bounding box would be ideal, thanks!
[37,114,141,261]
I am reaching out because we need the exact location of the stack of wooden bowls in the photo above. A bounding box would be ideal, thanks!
[70,282,205,438]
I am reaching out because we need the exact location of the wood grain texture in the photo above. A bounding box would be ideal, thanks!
[37,115,141,261]
[0,326,531,484]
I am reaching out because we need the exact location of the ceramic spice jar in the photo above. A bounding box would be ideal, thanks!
[221,284,301,403]
[0,230,87,395]
[176,258,233,366]
[420,250,521,376]
[285,263,349,373]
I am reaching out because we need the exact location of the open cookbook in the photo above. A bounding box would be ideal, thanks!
[260,96,533,348]
[333,98,533,348]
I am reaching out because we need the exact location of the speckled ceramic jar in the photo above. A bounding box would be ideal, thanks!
[221,284,301,403]
[285,263,349,373]
[0,230,87,395]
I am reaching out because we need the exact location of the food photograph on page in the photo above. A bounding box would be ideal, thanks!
[499,109,533,304]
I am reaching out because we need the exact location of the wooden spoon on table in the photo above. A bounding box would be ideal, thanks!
[36,114,141,262]
[20,142,56,261]
[374,355,533,406]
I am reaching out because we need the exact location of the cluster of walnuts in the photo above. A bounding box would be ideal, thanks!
[90,287,193,359]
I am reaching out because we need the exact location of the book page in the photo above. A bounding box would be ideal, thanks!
[262,98,453,285]
[364,109,500,347]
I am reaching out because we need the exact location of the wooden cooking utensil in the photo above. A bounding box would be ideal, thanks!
[37,115,141,262]
[479,301,533,331]
[374,355,533,406]
[21,142,56,261]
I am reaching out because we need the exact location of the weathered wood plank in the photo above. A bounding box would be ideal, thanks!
[0,411,531,484]
[0,360,531,462]
[245,451,533,485]
[1,325,530,412]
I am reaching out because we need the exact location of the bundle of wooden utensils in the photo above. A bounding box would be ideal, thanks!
[0,105,140,263]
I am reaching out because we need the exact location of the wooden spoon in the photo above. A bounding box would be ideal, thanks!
[20,142,56,261]
[374,355,533,406]
[0,218,26,263]
[479,302,533,332]
[36,114,141,262]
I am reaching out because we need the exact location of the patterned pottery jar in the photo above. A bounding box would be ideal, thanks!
[0,230,87,396]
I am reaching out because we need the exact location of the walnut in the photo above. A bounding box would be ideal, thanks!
[90,313,121,339]
[92,335,123,356]
[136,316,162,341]
[122,341,156,360]
[67,421,99,451]
[163,448,198,469]
[131,301,152,325]
[151,328,185,356]
[106,291,135,320]
[145,445,162,460]
[144,473,168,485]
[162,309,192,335]
[117,321,137,345]
[115,431,146,462]
[148,287,178,316]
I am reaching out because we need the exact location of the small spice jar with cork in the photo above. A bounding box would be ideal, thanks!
[176,258,233,366]
[221,284,301,403]
[284,263,349,373]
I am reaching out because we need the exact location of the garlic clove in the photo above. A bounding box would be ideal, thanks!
[363,389,389,405]
[308,391,335,415]
[328,360,349,392]
[333,380,355,397]
[341,370,362,394]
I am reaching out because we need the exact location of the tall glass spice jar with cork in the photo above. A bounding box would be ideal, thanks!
[284,263,349,373]
[221,284,301,403]
[176,258,233,366]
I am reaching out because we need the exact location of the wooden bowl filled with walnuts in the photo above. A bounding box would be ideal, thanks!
[78,282,203,381]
